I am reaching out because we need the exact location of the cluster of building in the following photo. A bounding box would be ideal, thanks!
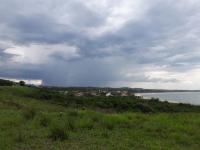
[60,90,136,97]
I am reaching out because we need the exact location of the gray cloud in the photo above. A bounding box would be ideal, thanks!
[0,50,14,62]
[1,0,200,89]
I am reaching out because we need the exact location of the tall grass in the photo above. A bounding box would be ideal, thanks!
[0,86,200,150]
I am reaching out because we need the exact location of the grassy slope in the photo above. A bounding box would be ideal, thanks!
[0,86,200,150]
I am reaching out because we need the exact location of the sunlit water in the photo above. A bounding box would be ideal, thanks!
[136,92,200,105]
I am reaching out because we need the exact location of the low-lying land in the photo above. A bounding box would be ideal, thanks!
[0,86,200,150]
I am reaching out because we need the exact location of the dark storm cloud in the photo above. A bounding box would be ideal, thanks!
[1,0,200,88]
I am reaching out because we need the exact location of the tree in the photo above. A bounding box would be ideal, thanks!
[0,79,13,86]
[19,81,25,86]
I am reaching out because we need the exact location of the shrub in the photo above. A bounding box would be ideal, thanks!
[150,97,159,102]
[92,115,100,122]
[101,117,115,130]
[68,110,78,117]
[23,108,36,120]
[134,103,154,113]
[15,131,26,143]
[104,122,114,130]
[78,118,94,130]
[66,117,76,131]
[101,129,109,138]
[39,114,51,127]
[19,81,25,86]
[0,79,13,86]
[49,125,69,141]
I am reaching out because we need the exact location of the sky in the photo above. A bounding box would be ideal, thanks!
[1,0,200,89]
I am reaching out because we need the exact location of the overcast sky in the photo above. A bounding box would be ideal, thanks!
[1,0,200,89]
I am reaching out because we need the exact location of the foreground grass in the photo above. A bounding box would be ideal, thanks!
[0,86,200,150]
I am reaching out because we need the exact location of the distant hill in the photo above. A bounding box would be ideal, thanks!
[0,79,14,86]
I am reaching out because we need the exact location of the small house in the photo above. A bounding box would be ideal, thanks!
[106,92,113,97]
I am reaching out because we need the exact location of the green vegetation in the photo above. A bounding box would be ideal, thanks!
[27,88,200,113]
[0,79,26,87]
[0,79,14,86]
[19,81,26,86]
[0,86,200,150]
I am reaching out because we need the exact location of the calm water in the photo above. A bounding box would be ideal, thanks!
[136,92,200,105]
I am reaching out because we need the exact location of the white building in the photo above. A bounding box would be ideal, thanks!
[106,92,113,97]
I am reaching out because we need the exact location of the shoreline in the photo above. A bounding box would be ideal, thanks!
[135,93,200,106]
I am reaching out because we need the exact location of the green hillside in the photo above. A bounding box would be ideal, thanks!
[0,86,200,150]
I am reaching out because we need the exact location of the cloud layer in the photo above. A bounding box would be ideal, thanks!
[1,0,200,89]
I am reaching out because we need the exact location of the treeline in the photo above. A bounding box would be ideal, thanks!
[0,79,14,86]
[0,79,26,86]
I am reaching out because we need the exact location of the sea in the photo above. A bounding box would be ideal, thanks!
[136,92,200,105]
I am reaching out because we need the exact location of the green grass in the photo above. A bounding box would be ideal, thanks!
[0,86,200,150]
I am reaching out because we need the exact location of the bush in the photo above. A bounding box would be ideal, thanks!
[78,118,94,130]
[15,131,26,143]
[66,117,76,131]
[0,79,14,86]
[101,129,109,138]
[68,110,78,117]
[101,117,115,130]
[19,81,25,86]
[23,108,36,120]
[49,125,69,141]
[92,115,100,122]
[134,103,154,113]
[39,114,51,127]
